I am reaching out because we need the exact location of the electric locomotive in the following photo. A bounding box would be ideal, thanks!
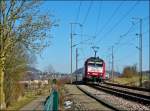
[83,57,105,82]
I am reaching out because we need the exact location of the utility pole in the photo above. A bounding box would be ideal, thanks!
[109,55,111,74]
[139,18,143,87]
[149,17,150,82]
[76,48,78,82]
[133,17,143,87]
[70,23,82,84]
[70,23,73,84]
[112,46,114,82]
[76,48,78,70]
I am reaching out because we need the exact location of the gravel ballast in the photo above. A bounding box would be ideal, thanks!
[79,85,150,111]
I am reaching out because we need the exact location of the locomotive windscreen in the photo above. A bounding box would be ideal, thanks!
[88,63,103,67]
[87,62,103,73]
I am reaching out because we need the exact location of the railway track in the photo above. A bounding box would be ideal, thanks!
[87,83,150,105]
[103,82,150,97]
[104,81,150,92]
[88,84,150,105]
[77,84,150,110]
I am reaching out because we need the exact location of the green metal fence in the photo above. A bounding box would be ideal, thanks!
[44,89,59,111]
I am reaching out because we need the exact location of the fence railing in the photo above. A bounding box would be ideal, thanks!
[44,89,59,111]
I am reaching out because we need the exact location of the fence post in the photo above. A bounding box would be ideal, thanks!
[53,90,59,111]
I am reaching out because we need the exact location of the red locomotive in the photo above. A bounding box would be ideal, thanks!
[83,57,105,82]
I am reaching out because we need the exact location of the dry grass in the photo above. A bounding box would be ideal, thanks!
[6,84,51,111]
[56,78,69,111]
[6,91,38,110]
[113,75,149,86]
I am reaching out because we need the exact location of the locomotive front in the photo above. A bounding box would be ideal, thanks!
[83,57,105,82]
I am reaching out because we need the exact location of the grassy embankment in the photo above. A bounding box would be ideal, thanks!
[113,75,149,86]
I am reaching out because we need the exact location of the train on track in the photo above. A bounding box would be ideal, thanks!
[82,57,106,83]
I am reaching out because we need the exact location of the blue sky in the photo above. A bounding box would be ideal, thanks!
[36,0,149,73]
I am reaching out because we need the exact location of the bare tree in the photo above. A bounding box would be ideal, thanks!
[0,0,55,109]
[46,64,55,74]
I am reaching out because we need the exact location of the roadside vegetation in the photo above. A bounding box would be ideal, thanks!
[113,65,149,87]
[6,91,38,111]
[55,77,71,110]
[0,0,55,109]
[6,84,51,110]
[114,75,149,85]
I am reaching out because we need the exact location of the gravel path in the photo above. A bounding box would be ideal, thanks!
[64,84,112,110]
[79,85,150,111]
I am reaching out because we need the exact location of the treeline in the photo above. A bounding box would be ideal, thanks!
[122,65,138,78]
[0,0,54,109]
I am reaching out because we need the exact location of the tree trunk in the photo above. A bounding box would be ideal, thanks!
[0,57,6,109]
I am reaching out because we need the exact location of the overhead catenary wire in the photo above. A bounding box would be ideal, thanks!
[95,0,125,38]
[74,1,82,32]
[73,1,93,68]
[105,16,148,72]
[72,1,83,71]
[78,48,86,62]
[74,2,85,70]
[95,0,140,44]
[75,1,82,23]
[110,29,149,70]
[112,16,149,50]
[94,0,103,36]
[113,24,136,47]
[117,30,149,47]
[113,31,148,56]
[102,23,136,64]
[82,0,93,25]
[114,28,149,53]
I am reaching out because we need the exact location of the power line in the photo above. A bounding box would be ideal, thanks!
[120,24,135,37]
[82,0,93,25]
[96,1,140,44]
[114,30,148,53]
[74,1,82,31]
[113,24,135,47]
[78,48,86,62]
[75,1,82,22]
[94,0,103,36]
[96,15,148,51]
[104,23,136,57]
[95,0,125,37]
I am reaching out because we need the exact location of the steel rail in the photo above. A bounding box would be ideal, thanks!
[104,82,150,92]
[101,83,150,98]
